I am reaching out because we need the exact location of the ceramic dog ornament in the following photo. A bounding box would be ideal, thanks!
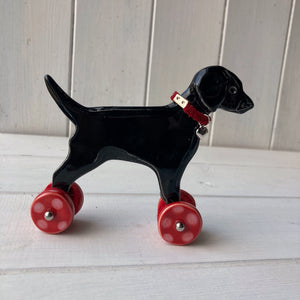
[31,66,254,245]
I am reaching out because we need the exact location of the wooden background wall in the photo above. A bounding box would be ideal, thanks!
[0,0,299,151]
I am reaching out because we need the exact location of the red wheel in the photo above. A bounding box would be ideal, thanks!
[157,197,167,221]
[158,202,202,245]
[68,182,84,215]
[44,183,84,215]
[44,183,54,191]
[31,188,75,234]
[157,190,196,220]
[180,190,196,206]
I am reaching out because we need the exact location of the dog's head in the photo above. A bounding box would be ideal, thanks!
[186,66,254,115]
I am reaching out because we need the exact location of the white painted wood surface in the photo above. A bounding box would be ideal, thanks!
[146,0,225,105]
[0,0,299,152]
[146,0,225,146]
[0,134,299,299]
[272,0,300,151]
[2,261,299,299]
[72,0,152,107]
[1,134,299,197]
[212,0,292,149]
[0,0,72,136]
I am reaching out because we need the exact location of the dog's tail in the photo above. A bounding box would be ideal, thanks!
[44,75,86,124]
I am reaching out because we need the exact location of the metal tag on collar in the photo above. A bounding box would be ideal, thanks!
[172,93,189,109]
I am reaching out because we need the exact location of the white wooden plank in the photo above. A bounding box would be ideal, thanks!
[147,0,225,105]
[1,133,300,168]
[1,261,299,300]
[212,0,292,149]
[195,145,300,168]
[1,154,299,197]
[72,0,152,107]
[147,0,225,146]
[0,0,72,136]
[1,193,299,269]
[272,0,300,151]
[0,133,69,157]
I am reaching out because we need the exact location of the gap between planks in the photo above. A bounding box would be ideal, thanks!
[67,0,77,138]
[1,258,299,276]
[269,0,296,150]
[1,190,299,200]
[208,0,229,147]
[144,0,156,107]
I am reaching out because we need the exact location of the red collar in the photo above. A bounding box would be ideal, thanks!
[171,91,211,126]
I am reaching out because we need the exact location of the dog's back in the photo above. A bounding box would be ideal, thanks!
[45,75,199,168]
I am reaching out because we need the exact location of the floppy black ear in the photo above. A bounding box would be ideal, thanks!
[196,67,229,112]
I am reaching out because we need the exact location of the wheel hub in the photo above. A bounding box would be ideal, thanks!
[175,222,185,232]
[44,210,54,221]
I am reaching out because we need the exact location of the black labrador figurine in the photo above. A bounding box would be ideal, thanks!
[31,66,253,245]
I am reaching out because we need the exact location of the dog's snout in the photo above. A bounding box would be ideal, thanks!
[245,96,254,109]
[237,95,254,113]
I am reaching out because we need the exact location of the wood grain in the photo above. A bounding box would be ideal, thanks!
[1,261,299,299]
[212,0,292,149]
[272,0,300,151]
[0,0,72,136]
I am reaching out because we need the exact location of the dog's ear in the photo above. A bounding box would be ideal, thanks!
[190,66,229,113]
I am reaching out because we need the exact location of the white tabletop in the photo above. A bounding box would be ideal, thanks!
[0,133,299,299]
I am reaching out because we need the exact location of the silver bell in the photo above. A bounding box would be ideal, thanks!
[197,126,208,136]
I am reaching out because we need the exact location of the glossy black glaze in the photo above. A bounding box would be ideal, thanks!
[45,66,253,203]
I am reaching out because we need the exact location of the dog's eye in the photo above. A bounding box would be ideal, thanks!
[229,86,238,95]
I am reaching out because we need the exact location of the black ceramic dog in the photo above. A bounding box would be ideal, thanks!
[45,66,253,204]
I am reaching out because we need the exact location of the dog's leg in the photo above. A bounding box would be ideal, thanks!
[52,148,105,193]
[156,139,200,204]
[52,162,96,193]
[157,169,183,204]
